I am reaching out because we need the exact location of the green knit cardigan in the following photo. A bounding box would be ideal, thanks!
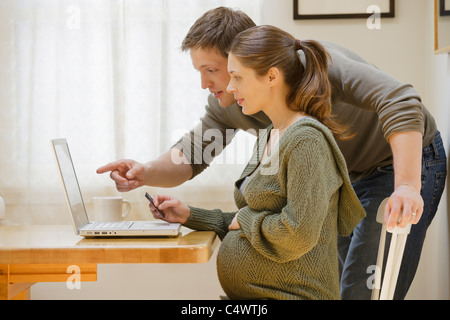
[185,118,366,300]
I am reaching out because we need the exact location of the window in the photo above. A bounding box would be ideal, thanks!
[0,0,262,224]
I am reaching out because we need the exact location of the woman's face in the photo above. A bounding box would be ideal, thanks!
[226,53,272,115]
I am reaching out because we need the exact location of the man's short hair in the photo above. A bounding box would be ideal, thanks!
[181,7,256,57]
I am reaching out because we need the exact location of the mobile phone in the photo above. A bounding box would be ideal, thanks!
[145,192,165,218]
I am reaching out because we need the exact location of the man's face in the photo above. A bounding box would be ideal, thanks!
[190,47,236,108]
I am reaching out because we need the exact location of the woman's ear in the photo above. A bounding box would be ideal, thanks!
[267,67,280,87]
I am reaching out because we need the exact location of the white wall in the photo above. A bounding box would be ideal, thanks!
[410,1,450,300]
[31,0,450,299]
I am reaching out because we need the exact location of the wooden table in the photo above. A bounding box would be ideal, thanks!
[0,225,218,300]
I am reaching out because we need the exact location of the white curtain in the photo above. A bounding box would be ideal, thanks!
[0,0,261,224]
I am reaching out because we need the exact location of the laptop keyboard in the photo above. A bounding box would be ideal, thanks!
[85,221,133,230]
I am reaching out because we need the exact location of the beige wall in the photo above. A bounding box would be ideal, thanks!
[262,0,427,94]
[26,0,450,299]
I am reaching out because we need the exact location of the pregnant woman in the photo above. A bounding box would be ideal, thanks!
[149,25,365,300]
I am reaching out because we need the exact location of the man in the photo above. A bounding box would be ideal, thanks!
[97,7,447,299]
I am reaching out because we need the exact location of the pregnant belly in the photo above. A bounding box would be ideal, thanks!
[216,230,339,300]
[216,230,290,299]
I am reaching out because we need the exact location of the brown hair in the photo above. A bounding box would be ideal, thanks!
[229,25,352,140]
[181,7,256,57]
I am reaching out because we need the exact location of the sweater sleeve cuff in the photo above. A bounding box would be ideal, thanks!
[184,206,214,231]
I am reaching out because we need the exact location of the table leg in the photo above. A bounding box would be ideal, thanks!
[1,264,97,300]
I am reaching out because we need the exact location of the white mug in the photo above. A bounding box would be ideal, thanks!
[93,197,131,221]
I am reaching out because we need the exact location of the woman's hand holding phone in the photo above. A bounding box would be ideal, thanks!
[146,193,191,224]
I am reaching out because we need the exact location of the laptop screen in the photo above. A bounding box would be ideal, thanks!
[52,139,89,233]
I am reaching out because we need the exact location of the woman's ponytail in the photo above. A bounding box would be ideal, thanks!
[289,40,352,140]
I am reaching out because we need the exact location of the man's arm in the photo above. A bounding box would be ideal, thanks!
[146,148,194,187]
[98,95,267,191]
[97,96,234,191]
[96,147,193,191]
[384,131,424,230]
[325,43,426,229]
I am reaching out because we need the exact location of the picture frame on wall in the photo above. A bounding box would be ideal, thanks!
[440,0,450,16]
[293,0,395,20]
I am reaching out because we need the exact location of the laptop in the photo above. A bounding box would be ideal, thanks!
[51,138,181,237]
